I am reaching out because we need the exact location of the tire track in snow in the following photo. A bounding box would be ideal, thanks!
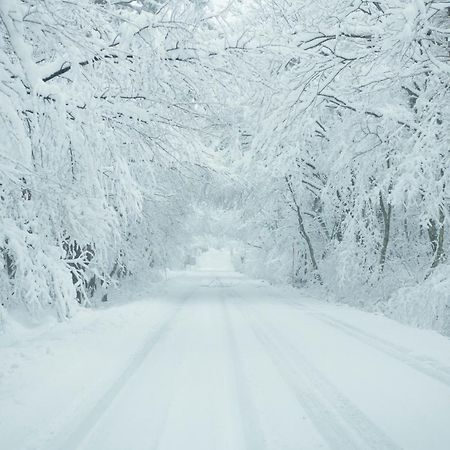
[221,297,268,450]
[233,296,400,450]
[48,295,190,450]
[304,310,450,389]
[146,308,190,450]
[147,294,209,450]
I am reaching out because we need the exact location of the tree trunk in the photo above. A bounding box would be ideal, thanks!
[379,191,392,272]
[430,204,445,270]
[285,176,322,283]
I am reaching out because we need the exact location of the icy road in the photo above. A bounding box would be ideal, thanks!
[2,250,450,450]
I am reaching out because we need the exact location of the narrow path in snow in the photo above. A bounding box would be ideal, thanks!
[3,250,450,450]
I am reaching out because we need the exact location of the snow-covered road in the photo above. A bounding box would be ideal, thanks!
[2,253,450,450]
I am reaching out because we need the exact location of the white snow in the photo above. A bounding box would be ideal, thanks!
[1,250,450,450]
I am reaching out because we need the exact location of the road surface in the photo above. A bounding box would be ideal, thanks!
[3,250,450,450]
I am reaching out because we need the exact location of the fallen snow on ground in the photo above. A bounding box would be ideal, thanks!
[1,250,450,450]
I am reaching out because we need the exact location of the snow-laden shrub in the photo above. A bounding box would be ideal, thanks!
[386,265,450,336]
[1,219,75,319]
